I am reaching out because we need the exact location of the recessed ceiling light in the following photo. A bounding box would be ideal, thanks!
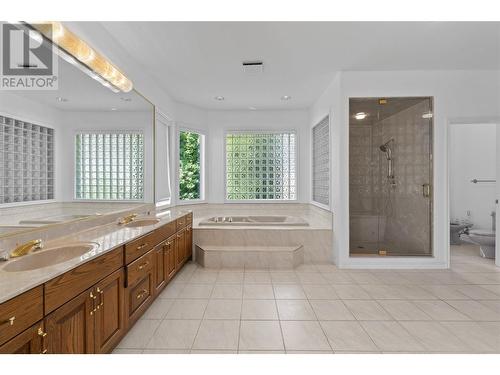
[281,95,291,101]
[422,112,433,119]
[214,96,225,101]
[56,97,67,102]
[249,106,257,110]
[111,108,117,111]
[354,112,367,120]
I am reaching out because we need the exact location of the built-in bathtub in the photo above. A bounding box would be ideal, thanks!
[199,215,309,226]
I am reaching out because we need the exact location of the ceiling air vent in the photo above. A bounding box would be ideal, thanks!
[242,60,264,74]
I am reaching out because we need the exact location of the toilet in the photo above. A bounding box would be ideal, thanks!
[466,229,496,259]
[450,222,472,245]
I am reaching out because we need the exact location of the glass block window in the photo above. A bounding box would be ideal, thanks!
[0,115,54,204]
[312,116,330,206]
[226,132,296,200]
[75,132,144,200]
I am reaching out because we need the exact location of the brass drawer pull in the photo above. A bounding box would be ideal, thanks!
[37,327,47,337]
[42,349,48,354]
[137,243,149,250]
[136,289,148,300]
[137,261,149,270]
[2,316,16,326]
[90,291,97,300]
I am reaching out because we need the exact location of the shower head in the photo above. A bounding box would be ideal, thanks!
[379,139,394,159]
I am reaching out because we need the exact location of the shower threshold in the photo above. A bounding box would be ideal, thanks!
[350,248,432,257]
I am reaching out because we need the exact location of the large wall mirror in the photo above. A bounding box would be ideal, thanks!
[0,22,154,238]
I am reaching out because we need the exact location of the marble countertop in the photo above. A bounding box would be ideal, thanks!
[0,206,191,304]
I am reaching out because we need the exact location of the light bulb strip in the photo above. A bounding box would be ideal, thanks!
[29,21,133,93]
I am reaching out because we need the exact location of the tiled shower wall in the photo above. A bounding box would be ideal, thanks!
[350,100,432,254]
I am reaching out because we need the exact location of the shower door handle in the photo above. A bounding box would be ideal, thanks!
[422,183,431,198]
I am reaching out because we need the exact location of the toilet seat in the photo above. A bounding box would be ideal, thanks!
[469,229,495,237]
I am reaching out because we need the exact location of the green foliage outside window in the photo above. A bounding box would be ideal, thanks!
[179,131,201,200]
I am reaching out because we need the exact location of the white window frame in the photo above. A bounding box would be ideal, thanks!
[176,126,206,205]
[311,115,331,210]
[73,129,145,202]
[224,129,299,203]
[155,110,174,209]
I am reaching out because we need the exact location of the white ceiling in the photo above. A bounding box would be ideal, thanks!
[96,22,500,110]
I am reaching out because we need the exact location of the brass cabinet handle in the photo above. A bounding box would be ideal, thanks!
[136,289,148,300]
[90,291,97,300]
[42,349,48,354]
[137,261,149,270]
[3,316,16,326]
[37,327,47,337]
[137,243,149,250]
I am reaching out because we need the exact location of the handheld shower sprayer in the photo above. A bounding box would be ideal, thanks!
[379,138,395,183]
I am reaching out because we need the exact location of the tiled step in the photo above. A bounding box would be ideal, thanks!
[195,244,304,269]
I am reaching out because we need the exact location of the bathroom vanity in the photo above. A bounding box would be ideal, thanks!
[0,211,193,354]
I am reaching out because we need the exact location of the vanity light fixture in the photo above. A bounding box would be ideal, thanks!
[422,112,433,119]
[281,95,292,101]
[214,96,225,101]
[111,108,117,111]
[354,112,368,120]
[29,22,133,93]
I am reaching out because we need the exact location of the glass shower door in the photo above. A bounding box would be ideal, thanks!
[349,97,433,256]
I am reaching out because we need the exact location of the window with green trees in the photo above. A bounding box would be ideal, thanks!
[179,130,202,200]
[225,132,296,200]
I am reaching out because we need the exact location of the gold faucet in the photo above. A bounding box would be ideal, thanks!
[118,213,137,225]
[10,239,43,258]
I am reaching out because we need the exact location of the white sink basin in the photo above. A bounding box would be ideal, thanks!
[124,218,160,228]
[2,243,99,272]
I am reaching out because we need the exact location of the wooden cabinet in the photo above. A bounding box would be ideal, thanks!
[164,236,176,281]
[45,286,95,354]
[175,228,186,270]
[45,269,125,354]
[0,286,43,346]
[1,212,193,354]
[0,322,45,354]
[44,247,123,314]
[94,269,125,354]
[153,243,166,295]
[125,251,155,327]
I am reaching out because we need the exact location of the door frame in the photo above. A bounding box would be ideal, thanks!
[446,118,500,267]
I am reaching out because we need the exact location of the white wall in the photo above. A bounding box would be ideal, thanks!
[205,109,310,203]
[309,73,342,264]
[311,70,500,268]
[450,124,496,230]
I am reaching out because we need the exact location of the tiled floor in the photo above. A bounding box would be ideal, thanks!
[113,244,500,354]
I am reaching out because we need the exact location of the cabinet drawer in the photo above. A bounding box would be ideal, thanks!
[156,221,176,242]
[127,273,153,324]
[176,215,187,230]
[0,287,43,346]
[44,247,123,314]
[125,232,157,264]
[126,250,154,287]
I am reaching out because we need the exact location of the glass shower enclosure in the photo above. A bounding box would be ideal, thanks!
[349,97,433,256]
